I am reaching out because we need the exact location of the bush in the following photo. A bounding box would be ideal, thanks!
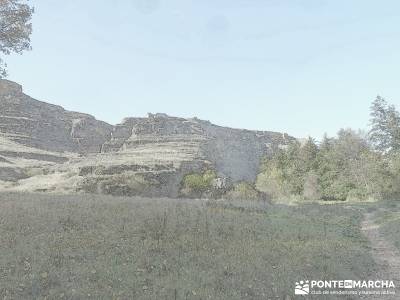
[256,167,287,199]
[181,170,217,198]
[346,188,370,202]
[225,182,264,201]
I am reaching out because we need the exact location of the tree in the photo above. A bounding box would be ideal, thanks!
[386,104,400,151]
[0,0,33,77]
[369,96,400,152]
[299,137,318,170]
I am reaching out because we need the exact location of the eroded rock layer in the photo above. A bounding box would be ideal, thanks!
[0,80,294,196]
[0,80,113,153]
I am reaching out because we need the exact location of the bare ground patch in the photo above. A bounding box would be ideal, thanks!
[361,211,400,299]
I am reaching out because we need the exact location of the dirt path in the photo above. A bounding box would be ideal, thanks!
[361,211,400,299]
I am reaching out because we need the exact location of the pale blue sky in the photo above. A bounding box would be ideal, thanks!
[6,0,400,138]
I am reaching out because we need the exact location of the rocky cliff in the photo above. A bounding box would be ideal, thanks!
[0,80,294,196]
[0,80,113,153]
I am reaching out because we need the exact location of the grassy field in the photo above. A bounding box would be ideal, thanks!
[0,193,379,299]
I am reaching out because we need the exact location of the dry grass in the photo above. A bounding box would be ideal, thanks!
[0,193,378,299]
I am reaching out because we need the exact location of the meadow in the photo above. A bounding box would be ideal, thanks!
[0,193,380,299]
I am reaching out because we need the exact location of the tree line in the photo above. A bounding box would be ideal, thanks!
[256,97,400,201]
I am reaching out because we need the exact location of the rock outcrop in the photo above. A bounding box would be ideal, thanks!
[102,115,291,182]
[0,79,294,196]
[0,80,113,153]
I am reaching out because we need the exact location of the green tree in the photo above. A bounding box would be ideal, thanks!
[0,0,34,77]
[300,137,318,170]
[256,139,319,199]
[369,96,400,152]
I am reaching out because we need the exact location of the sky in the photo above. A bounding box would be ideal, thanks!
[5,0,400,139]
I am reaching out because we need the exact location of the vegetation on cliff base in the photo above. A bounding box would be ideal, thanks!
[181,170,267,201]
[224,182,263,201]
[180,170,217,198]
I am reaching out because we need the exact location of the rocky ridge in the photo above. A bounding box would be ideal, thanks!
[0,80,294,197]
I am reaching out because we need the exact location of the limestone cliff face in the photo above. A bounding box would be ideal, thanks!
[102,115,292,182]
[0,80,294,195]
[196,120,290,181]
[102,114,206,153]
[0,80,113,153]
